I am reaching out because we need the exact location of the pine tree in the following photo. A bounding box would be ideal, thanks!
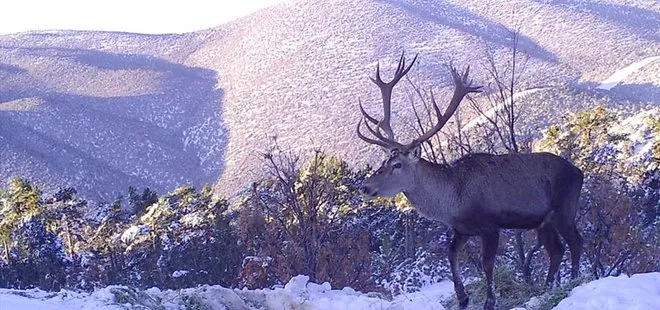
[0,178,42,265]
[0,178,68,290]
[12,218,67,290]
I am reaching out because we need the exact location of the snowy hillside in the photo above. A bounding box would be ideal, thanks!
[1,0,659,202]
[189,0,660,197]
[0,31,223,203]
[1,273,658,310]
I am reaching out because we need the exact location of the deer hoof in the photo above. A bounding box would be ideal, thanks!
[483,297,496,310]
[459,295,469,308]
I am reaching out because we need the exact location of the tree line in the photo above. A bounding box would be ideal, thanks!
[1,105,658,296]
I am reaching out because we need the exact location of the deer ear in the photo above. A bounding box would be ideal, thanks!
[406,145,422,161]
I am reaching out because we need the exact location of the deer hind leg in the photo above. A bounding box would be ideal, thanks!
[537,223,565,286]
[555,194,583,280]
[551,168,584,279]
[449,231,470,309]
[481,230,500,310]
[556,223,583,279]
[553,176,584,280]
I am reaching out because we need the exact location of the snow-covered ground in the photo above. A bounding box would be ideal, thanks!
[1,273,659,310]
[0,287,123,310]
[553,272,660,310]
[597,56,660,90]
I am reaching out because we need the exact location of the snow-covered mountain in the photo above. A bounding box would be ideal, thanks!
[1,0,658,201]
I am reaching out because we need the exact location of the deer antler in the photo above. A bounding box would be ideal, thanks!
[357,52,417,149]
[356,119,404,149]
[405,65,482,150]
[370,52,418,141]
[357,53,481,152]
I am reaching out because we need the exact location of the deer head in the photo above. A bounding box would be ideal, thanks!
[357,52,482,199]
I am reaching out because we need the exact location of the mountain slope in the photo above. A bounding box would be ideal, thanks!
[186,0,660,195]
[0,32,226,201]
[1,0,658,201]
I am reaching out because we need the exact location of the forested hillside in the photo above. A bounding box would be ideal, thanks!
[1,104,658,308]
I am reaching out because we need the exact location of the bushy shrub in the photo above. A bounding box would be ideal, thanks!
[235,149,378,291]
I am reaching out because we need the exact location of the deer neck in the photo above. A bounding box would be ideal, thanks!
[402,160,459,225]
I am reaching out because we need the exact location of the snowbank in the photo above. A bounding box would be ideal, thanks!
[554,272,660,310]
[0,287,122,310]
[1,273,659,309]
[230,275,453,310]
[0,276,453,310]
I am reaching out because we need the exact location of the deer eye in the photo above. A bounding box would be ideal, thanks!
[392,163,402,169]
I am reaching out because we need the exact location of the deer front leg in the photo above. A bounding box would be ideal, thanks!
[449,231,470,308]
[481,230,500,310]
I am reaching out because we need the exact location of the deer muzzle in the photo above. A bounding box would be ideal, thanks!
[359,185,378,198]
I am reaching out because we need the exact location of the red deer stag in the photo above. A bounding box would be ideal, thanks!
[356,53,583,310]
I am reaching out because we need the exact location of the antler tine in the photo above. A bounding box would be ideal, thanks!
[371,51,419,87]
[407,64,482,149]
[364,120,405,149]
[395,52,418,84]
[356,102,406,150]
[358,98,379,125]
[356,119,399,149]
[429,88,443,120]
[461,65,470,81]
[367,51,419,141]
[359,97,404,148]
[371,62,381,84]
[395,51,407,79]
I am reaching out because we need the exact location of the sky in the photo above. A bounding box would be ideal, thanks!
[0,0,288,35]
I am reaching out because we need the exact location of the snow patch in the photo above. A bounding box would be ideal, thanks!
[120,224,150,244]
[554,272,660,310]
[597,56,660,90]
[172,270,189,278]
[179,212,205,227]
[0,288,123,310]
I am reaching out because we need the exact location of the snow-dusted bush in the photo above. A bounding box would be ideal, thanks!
[539,106,660,278]
[235,149,377,291]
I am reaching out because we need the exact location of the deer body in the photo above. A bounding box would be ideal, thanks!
[355,53,583,310]
[374,152,583,234]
